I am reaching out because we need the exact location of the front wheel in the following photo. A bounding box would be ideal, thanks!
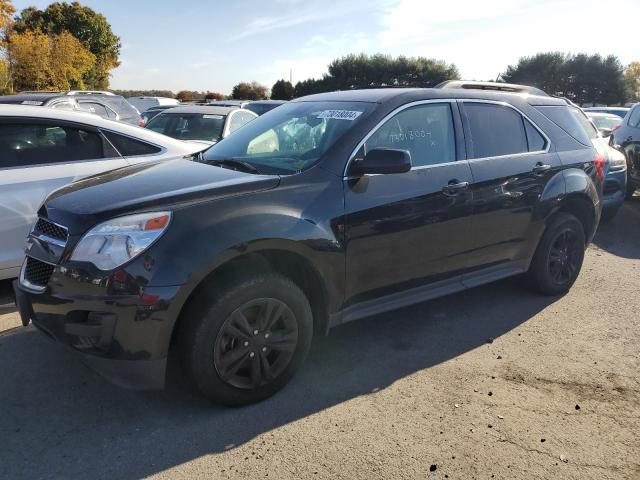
[179,273,313,406]
[525,213,586,296]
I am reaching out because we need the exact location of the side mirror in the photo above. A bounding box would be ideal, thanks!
[600,128,613,138]
[349,148,412,176]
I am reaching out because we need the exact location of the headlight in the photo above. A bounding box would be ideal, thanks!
[71,212,171,270]
[609,150,627,172]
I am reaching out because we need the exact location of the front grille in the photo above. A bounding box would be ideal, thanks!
[604,180,620,196]
[24,257,55,287]
[34,218,68,243]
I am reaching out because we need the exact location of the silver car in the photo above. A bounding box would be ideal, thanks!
[0,105,206,280]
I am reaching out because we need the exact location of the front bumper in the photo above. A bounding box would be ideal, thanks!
[14,267,183,390]
[602,168,627,211]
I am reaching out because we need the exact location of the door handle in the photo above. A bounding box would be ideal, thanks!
[532,163,551,175]
[442,180,469,195]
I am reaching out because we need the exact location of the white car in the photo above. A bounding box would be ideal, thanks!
[0,105,206,280]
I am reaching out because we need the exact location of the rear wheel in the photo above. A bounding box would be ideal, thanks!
[179,273,313,406]
[525,213,586,296]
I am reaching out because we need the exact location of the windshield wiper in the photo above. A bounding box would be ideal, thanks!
[207,158,261,174]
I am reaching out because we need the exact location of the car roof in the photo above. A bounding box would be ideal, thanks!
[157,105,242,115]
[249,100,287,105]
[0,104,202,154]
[0,92,65,104]
[292,88,566,106]
[583,107,629,112]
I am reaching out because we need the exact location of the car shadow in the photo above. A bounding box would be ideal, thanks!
[0,277,556,480]
[592,197,640,259]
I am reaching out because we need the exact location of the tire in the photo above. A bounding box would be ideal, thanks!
[525,213,586,296]
[178,273,313,406]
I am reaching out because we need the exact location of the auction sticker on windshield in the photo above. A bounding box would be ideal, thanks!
[316,110,363,121]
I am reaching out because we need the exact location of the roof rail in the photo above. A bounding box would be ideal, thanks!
[66,90,115,96]
[435,80,548,96]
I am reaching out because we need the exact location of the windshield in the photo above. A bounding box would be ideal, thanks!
[146,113,226,141]
[201,101,374,174]
[590,116,620,130]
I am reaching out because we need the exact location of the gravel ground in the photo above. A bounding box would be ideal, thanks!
[0,199,638,480]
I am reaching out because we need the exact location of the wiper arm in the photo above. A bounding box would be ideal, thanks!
[208,158,261,174]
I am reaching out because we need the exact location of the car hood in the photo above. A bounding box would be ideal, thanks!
[41,159,280,234]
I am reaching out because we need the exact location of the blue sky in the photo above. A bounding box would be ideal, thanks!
[12,0,640,94]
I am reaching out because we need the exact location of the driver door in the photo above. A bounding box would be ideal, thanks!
[343,101,474,307]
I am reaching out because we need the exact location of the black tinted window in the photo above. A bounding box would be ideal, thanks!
[628,106,640,128]
[524,119,546,151]
[103,131,161,156]
[77,102,110,118]
[0,123,105,168]
[364,103,456,167]
[537,105,595,145]
[465,103,528,158]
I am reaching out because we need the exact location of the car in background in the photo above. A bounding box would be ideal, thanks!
[611,103,640,198]
[0,91,142,126]
[14,85,604,405]
[0,105,206,281]
[583,106,630,119]
[139,105,182,127]
[127,96,180,114]
[585,112,621,137]
[145,105,257,144]
[203,100,252,108]
[245,100,287,115]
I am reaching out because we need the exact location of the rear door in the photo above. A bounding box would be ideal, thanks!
[0,119,127,276]
[459,101,561,275]
[343,100,474,306]
[619,105,640,185]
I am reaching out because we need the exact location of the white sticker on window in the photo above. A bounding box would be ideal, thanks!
[203,114,223,119]
[316,110,362,121]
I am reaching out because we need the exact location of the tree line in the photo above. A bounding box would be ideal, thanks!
[1,0,638,105]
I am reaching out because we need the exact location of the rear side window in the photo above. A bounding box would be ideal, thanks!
[103,131,161,156]
[464,103,528,158]
[628,106,640,128]
[228,111,256,134]
[537,105,596,145]
[364,103,456,167]
[77,101,110,119]
[0,123,106,168]
[524,119,546,151]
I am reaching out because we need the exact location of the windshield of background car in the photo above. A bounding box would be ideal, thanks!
[146,113,226,141]
[590,116,620,130]
[201,101,374,174]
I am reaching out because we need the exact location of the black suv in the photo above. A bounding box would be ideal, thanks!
[14,86,604,405]
[610,103,640,197]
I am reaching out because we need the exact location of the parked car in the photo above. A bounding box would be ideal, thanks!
[245,100,287,115]
[203,100,252,108]
[0,105,206,281]
[139,105,182,127]
[14,86,604,405]
[145,105,257,144]
[585,112,622,137]
[583,106,630,119]
[610,103,640,198]
[127,96,180,114]
[0,91,142,125]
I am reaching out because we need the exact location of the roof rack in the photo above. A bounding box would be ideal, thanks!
[435,80,548,96]
[66,90,115,96]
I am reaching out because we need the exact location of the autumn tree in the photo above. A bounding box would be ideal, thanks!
[7,29,94,91]
[231,81,268,100]
[13,2,120,89]
[0,0,15,93]
[624,62,640,102]
[270,79,294,100]
[205,91,225,101]
[176,90,193,102]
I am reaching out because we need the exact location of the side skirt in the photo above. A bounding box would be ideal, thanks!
[329,263,524,328]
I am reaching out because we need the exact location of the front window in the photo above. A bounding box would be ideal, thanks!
[202,101,374,174]
[146,113,226,142]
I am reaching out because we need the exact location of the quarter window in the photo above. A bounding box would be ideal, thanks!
[364,103,456,167]
[628,106,640,128]
[465,103,529,158]
[524,119,547,151]
[103,131,161,156]
[228,111,256,134]
[0,123,106,168]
